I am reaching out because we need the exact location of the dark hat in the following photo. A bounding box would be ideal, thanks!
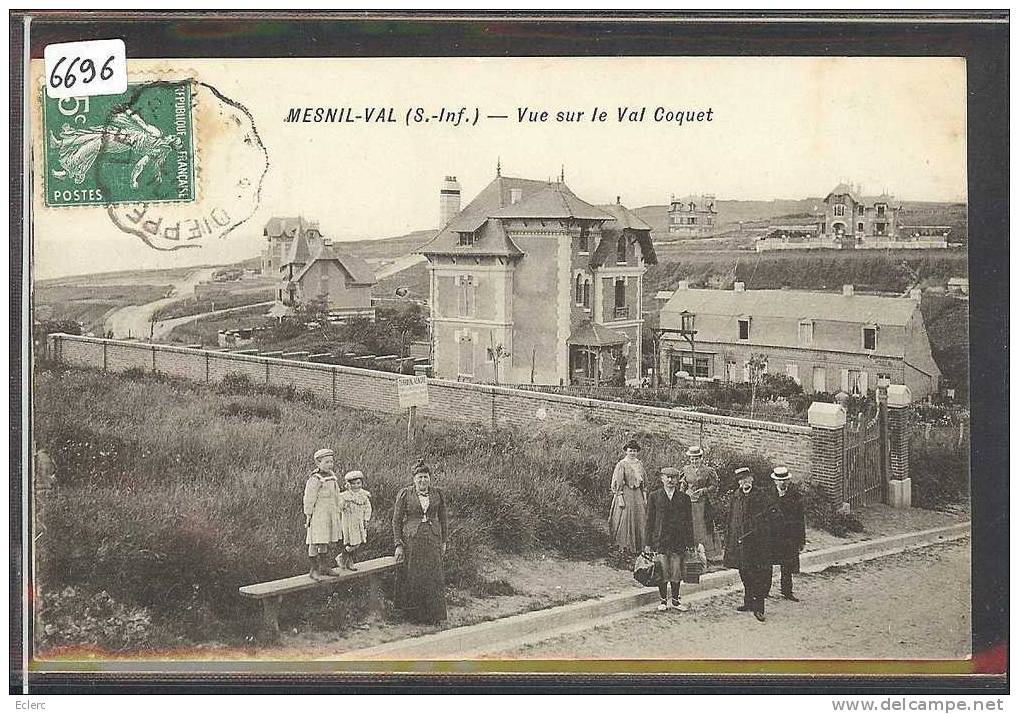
[411,458,430,476]
[623,439,641,452]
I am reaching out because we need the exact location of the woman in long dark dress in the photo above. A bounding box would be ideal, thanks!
[392,462,449,623]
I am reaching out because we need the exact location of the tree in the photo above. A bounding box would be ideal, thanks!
[487,333,510,384]
[745,352,769,418]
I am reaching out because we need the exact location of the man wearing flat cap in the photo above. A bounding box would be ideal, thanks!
[644,466,695,612]
[766,466,806,601]
[724,467,774,622]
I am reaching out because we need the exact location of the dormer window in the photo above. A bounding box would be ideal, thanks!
[458,231,476,247]
[681,312,695,332]
[738,317,751,341]
[876,203,887,216]
[616,236,627,263]
[862,325,878,351]
[798,320,814,346]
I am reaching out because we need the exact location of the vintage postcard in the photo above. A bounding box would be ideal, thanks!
[14,13,1007,690]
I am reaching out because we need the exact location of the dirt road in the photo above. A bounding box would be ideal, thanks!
[104,267,216,339]
[501,540,971,660]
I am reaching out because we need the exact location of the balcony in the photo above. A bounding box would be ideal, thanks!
[613,306,630,319]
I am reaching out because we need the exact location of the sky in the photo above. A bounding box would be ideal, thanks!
[30,56,967,279]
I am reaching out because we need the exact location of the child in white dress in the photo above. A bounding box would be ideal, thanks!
[336,470,373,570]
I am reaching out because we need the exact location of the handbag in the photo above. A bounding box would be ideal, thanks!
[682,546,705,584]
[633,549,660,587]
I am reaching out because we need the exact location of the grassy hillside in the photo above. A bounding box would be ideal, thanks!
[33,365,772,651]
[645,249,967,297]
[34,284,173,334]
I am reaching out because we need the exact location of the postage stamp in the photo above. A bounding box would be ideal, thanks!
[43,81,196,207]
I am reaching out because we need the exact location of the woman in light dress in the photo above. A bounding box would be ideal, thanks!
[608,439,648,557]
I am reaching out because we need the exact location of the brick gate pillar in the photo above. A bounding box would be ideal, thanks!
[807,402,847,505]
[886,385,913,508]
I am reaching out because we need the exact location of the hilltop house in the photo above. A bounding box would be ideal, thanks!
[756,183,950,251]
[275,228,376,320]
[657,282,940,398]
[260,216,327,275]
[419,168,657,385]
[667,194,718,238]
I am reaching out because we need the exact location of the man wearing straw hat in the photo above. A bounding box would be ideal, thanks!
[767,466,806,601]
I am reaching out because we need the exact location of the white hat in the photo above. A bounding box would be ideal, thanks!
[734,467,753,481]
[313,448,334,460]
[771,466,791,481]
[685,445,704,458]
[345,470,365,483]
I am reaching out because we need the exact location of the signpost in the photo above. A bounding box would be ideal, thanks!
[397,375,429,443]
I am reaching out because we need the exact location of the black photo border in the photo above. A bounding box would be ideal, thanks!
[9,10,1008,694]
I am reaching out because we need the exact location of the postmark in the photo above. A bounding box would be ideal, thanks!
[43,81,196,207]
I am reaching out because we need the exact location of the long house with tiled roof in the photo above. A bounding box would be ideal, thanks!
[658,282,940,398]
[419,169,657,385]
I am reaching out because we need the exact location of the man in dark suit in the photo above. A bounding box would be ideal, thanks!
[766,466,807,601]
[724,467,774,622]
[644,467,695,612]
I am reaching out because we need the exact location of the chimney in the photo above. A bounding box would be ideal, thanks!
[616,195,621,205]
[733,282,746,292]
[676,280,689,291]
[439,175,462,229]
[910,288,923,302]
[842,284,854,297]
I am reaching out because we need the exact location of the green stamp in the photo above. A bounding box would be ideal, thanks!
[43,81,195,207]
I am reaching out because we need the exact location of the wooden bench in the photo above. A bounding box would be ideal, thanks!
[239,556,399,642]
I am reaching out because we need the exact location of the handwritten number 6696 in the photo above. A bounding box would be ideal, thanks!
[48,55,116,89]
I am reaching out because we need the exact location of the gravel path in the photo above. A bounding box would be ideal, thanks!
[502,540,971,660]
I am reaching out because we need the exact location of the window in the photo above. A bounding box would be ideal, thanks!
[457,275,476,317]
[786,364,799,384]
[834,204,846,217]
[616,236,627,263]
[876,203,886,216]
[695,357,710,378]
[798,320,814,346]
[857,222,864,232]
[686,216,697,225]
[614,279,626,308]
[578,225,590,253]
[458,231,475,246]
[679,355,709,378]
[812,366,826,393]
[848,369,862,395]
[875,223,886,236]
[681,312,695,332]
[857,204,865,214]
[510,188,522,204]
[457,332,474,376]
[738,318,751,341]
[862,325,877,351]
[582,279,591,309]
[575,274,583,304]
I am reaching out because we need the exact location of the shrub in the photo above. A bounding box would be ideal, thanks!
[910,434,969,509]
[36,587,156,653]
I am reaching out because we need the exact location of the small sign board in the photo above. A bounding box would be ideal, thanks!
[397,375,429,409]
